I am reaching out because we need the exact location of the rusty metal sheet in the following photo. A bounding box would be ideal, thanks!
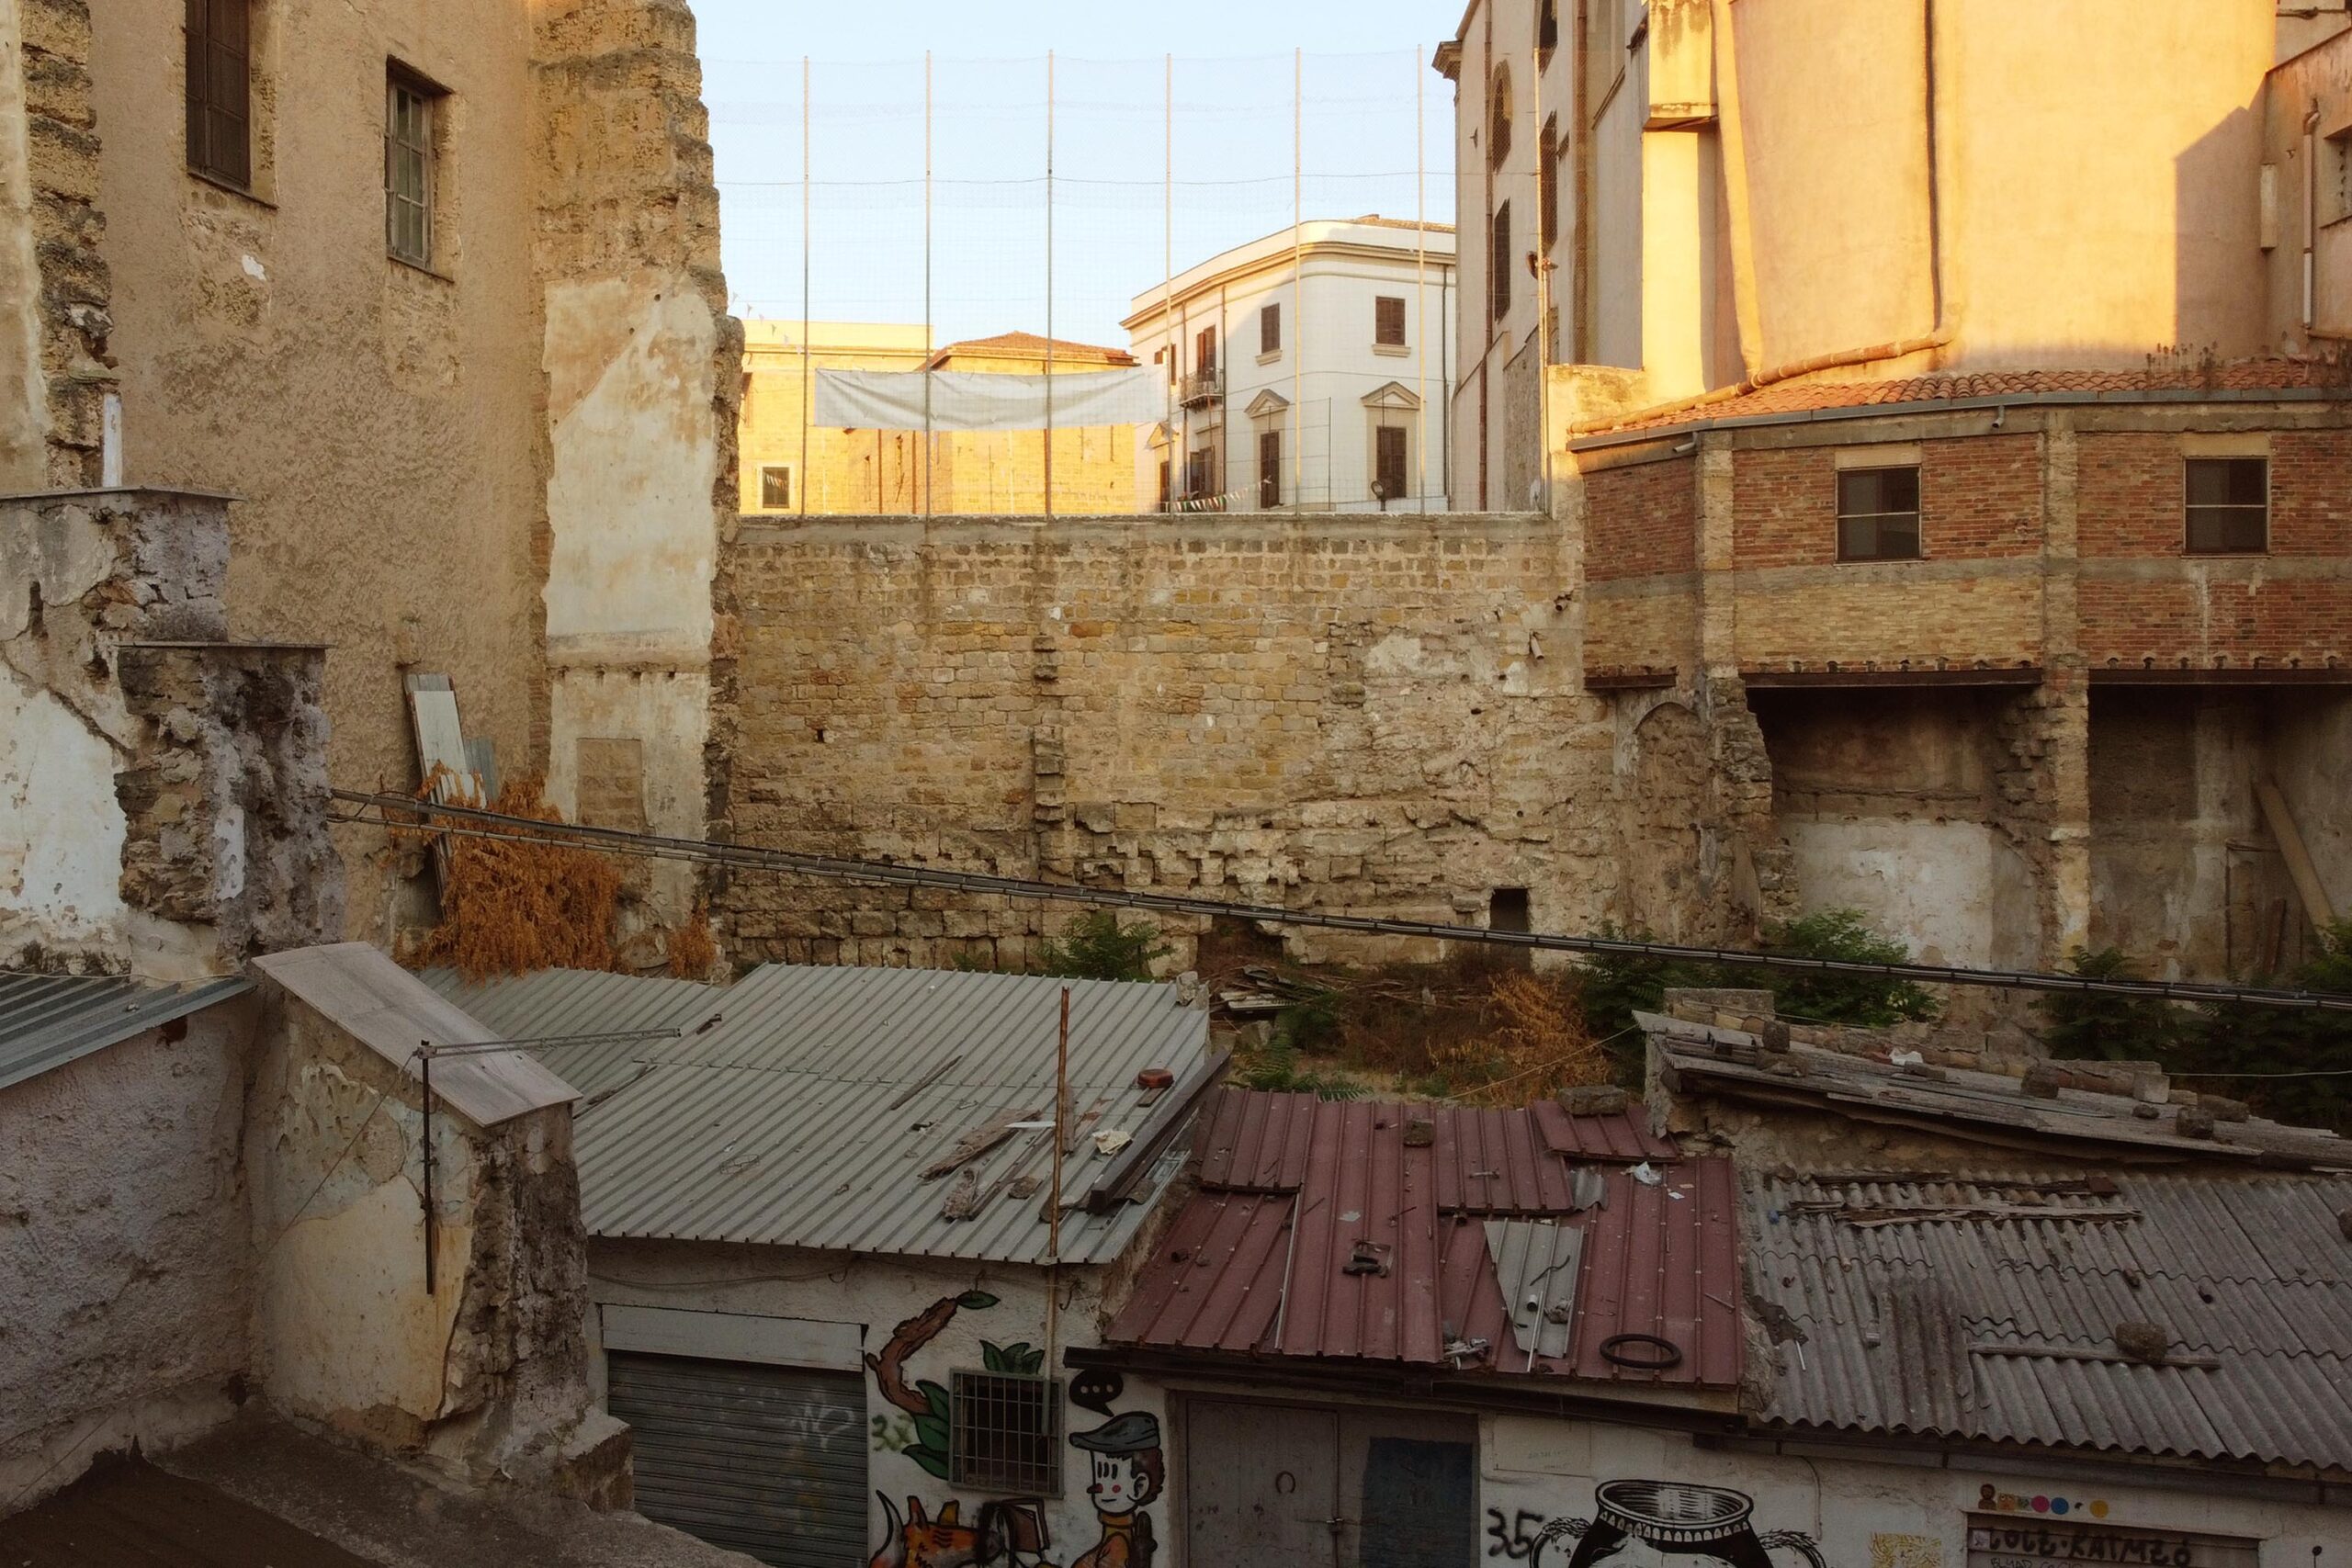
[1116,1087,1743,1390]
[1530,1098,1679,1162]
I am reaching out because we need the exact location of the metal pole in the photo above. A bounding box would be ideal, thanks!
[1292,47,1303,510]
[1164,52,1173,508]
[1533,22,1554,514]
[1045,985,1070,1363]
[420,1043,436,1297]
[1417,44,1429,512]
[924,50,933,518]
[799,55,810,518]
[1044,51,1055,520]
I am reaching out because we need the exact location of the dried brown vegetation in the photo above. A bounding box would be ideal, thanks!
[396,774,626,980]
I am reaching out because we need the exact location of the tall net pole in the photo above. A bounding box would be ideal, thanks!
[1045,51,1056,521]
[798,56,810,518]
[1163,53,1173,511]
[923,50,933,518]
[1291,48,1303,510]
[1417,45,1429,512]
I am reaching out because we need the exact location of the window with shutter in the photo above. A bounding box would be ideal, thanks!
[1374,297,1406,347]
[1195,326,1217,375]
[185,0,253,187]
[1375,425,1408,502]
[1261,304,1281,355]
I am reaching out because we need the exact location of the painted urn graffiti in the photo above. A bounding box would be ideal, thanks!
[1487,1482,1827,1568]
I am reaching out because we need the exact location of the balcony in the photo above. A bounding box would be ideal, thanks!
[1178,368,1222,409]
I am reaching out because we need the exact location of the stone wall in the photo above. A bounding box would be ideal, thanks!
[0,489,336,976]
[710,512,1703,969]
[535,0,741,948]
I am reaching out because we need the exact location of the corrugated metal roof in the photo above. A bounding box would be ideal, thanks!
[1487,1220,1584,1359]
[1647,1011,2352,1170]
[1109,1087,1742,1392]
[419,967,723,1099]
[1745,1170,2352,1472]
[252,944,578,1127]
[0,971,251,1094]
[572,964,1212,1265]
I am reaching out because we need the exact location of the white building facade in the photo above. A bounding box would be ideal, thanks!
[1125,218,1457,513]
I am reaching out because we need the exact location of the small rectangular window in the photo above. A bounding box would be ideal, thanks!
[185,0,253,187]
[949,1371,1061,1496]
[1490,202,1513,322]
[1261,303,1281,355]
[1259,428,1282,509]
[1836,466,1922,561]
[759,465,792,511]
[2186,457,2267,554]
[1374,296,1407,347]
[1374,425,1408,502]
[385,69,441,267]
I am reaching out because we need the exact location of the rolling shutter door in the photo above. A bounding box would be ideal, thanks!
[607,1351,867,1568]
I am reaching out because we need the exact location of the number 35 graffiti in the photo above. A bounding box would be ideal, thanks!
[1487,1482,1830,1568]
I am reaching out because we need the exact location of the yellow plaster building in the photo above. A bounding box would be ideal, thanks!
[739,323,1140,515]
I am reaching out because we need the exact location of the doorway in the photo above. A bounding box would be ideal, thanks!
[1182,1397,1477,1568]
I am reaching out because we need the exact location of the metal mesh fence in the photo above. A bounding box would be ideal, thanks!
[708,50,1464,516]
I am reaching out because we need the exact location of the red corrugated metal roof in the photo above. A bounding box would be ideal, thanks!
[1108,1089,1740,1391]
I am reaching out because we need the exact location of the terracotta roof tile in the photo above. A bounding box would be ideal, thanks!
[1580,358,2352,438]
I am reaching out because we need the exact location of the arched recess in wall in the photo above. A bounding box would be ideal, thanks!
[1616,700,1709,942]
[1489,63,1514,168]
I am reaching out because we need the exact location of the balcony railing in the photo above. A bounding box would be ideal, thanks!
[1177,369,1222,409]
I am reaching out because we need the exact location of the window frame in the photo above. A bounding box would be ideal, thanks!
[2184,456,2269,556]
[384,66,441,270]
[1490,202,1513,322]
[185,0,254,189]
[947,1371,1063,1497]
[757,464,794,513]
[1260,302,1281,356]
[1834,464,1923,563]
[1374,295,1407,348]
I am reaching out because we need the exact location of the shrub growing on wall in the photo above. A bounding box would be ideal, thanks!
[1035,911,1171,983]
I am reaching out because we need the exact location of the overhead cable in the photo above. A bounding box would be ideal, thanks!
[329,788,2352,1015]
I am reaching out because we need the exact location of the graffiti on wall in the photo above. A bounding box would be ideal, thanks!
[1487,1481,1829,1568]
[1067,1386,1162,1568]
[865,1290,1056,1568]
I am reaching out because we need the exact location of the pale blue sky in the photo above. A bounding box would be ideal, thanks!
[691,0,1464,345]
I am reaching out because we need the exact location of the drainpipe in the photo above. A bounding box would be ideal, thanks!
[2304,107,2323,337]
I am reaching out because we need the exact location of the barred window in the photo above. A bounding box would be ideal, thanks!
[2185,457,2267,555]
[385,69,442,267]
[949,1371,1061,1495]
[1837,467,1922,561]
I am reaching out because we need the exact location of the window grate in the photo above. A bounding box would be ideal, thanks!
[2185,457,2267,555]
[386,73,435,266]
[949,1371,1061,1495]
[1836,466,1921,561]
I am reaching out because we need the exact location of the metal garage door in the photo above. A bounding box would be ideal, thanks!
[606,1351,867,1568]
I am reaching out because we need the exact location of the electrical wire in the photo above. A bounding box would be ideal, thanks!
[331,789,2352,1015]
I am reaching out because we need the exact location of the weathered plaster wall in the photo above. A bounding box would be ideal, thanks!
[248,983,601,1488]
[2271,690,2352,928]
[2264,28,2352,349]
[0,1,51,489]
[88,0,548,940]
[0,1001,255,1511]
[533,0,741,941]
[587,1242,1168,1564]
[712,513,1643,970]
[0,490,335,976]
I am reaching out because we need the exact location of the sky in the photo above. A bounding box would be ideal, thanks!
[691,0,1464,347]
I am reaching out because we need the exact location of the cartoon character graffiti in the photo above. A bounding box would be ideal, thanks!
[870,1495,981,1568]
[1068,1411,1163,1568]
[1485,1482,1827,1568]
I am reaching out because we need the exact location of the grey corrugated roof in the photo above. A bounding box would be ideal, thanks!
[1746,1170,2352,1472]
[0,970,252,1093]
[572,964,1213,1265]
[253,944,578,1127]
[419,967,724,1100]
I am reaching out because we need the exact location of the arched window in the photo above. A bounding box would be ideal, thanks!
[1488,64,1513,169]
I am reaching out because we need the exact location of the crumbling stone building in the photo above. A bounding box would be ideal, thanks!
[1,0,738,963]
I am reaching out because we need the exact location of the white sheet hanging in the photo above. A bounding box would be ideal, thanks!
[812,367,1164,432]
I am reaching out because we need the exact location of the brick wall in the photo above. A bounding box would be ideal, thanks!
[711,513,1629,969]
[1584,457,1696,581]
[1734,434,2042,570]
